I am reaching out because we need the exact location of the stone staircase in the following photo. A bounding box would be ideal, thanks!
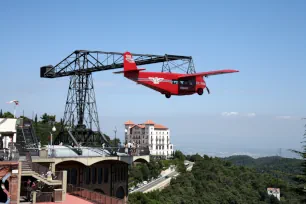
[21,161,32,172]
[21,161,62,186]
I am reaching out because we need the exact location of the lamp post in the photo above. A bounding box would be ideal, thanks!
[51,125,56,145]
[51,124,56,156]
[124,129,128,144]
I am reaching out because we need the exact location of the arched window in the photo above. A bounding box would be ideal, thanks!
[85,167,91,184]
[92,167,96,184]
[113,167,117,182]
[67,169,71,184]
[121,167,123,181]
[71,168,77,185]
[116,186,125,199]
[104,167,108,183]
[98,168,103,184]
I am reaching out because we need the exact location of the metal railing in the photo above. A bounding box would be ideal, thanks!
[44,146,150,158]
[24,152,64,183]
[54,171,63,181]
[31,162,49,175]
[118,146,150,156]
[36,192,53,202]
[67,184,124,204]
[25,152,51,177]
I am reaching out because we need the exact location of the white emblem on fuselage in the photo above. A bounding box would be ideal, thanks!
[125,54,135,63]
[148,77,164,84]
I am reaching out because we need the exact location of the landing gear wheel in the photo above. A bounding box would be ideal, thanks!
[197,88,203,95]
[165,93,171,98]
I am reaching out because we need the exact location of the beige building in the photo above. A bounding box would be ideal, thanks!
[124,120,174,157]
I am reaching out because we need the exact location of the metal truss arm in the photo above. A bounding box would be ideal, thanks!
[40,50,195,78]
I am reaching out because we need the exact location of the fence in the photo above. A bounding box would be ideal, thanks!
[36,192,53,202]
[67,184,124,204]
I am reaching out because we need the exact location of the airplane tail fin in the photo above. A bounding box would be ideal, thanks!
[124,52,137,71]
[113,51,146,74]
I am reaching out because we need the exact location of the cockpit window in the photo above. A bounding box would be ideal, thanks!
[172,80,178,84]
[178,79,195,86]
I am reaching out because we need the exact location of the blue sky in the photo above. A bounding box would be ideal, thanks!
[0,0,305,156]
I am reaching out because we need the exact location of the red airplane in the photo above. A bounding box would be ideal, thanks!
[114,52,239,98]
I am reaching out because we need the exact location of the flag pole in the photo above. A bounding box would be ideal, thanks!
[13,104,16,118]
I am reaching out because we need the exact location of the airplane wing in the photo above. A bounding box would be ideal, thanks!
[113,68,146,74]
[177,69,239,78]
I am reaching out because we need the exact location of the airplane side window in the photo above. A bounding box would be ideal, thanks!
[172,80,178,84]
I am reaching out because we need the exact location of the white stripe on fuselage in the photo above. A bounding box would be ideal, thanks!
[129,77,204,85]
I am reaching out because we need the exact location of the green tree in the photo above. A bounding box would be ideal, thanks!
[190,153,203,162]
[129,151,302,203]
[20,115,31,121]
[130,168,143,183]
[173,150,185,161]
[40,113,56,123]
[109,138,121,147]
[291,120,306,203]
[35,114,38,124]
[3,112,14,118]
[176,162,186,174]
[140,164,150,181]
[0,109,3,117]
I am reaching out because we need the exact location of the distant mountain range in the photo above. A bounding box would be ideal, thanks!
[180,146,301,159]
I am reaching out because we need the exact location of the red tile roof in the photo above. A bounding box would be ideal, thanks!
[124,120,134,125]
[138,125,145,128]
[154,124,168,129]
[143,120,155,124]
[126,120,168,130]
[130,124,145,129]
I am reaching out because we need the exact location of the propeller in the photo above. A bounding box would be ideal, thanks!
[206,87,210,94]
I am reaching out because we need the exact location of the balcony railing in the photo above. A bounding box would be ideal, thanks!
[67,184,124,204]
[40,146,150,158]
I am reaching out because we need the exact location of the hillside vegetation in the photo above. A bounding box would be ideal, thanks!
[223,155,302,184]
[129,151,186,188]
[129,154,301,204]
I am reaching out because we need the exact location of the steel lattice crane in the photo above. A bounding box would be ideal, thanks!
[40,50,196,148]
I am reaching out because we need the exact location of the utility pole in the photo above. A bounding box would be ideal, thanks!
[114,126,117,147]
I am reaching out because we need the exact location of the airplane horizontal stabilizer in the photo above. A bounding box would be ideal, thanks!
[113,68,146,74]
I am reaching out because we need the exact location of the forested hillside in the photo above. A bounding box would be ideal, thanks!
[223,155,302,184]
[129,154,301,204]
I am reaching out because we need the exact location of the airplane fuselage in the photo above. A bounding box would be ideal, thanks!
[124,71,206,96]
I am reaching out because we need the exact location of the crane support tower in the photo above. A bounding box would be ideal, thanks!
[40,50,196,147]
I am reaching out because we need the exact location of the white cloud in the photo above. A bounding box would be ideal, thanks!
[221,112,239,116]
[247,113,256,117]
[276,116,292,120]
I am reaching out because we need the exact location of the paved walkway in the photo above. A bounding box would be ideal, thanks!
[38,194,93,204]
